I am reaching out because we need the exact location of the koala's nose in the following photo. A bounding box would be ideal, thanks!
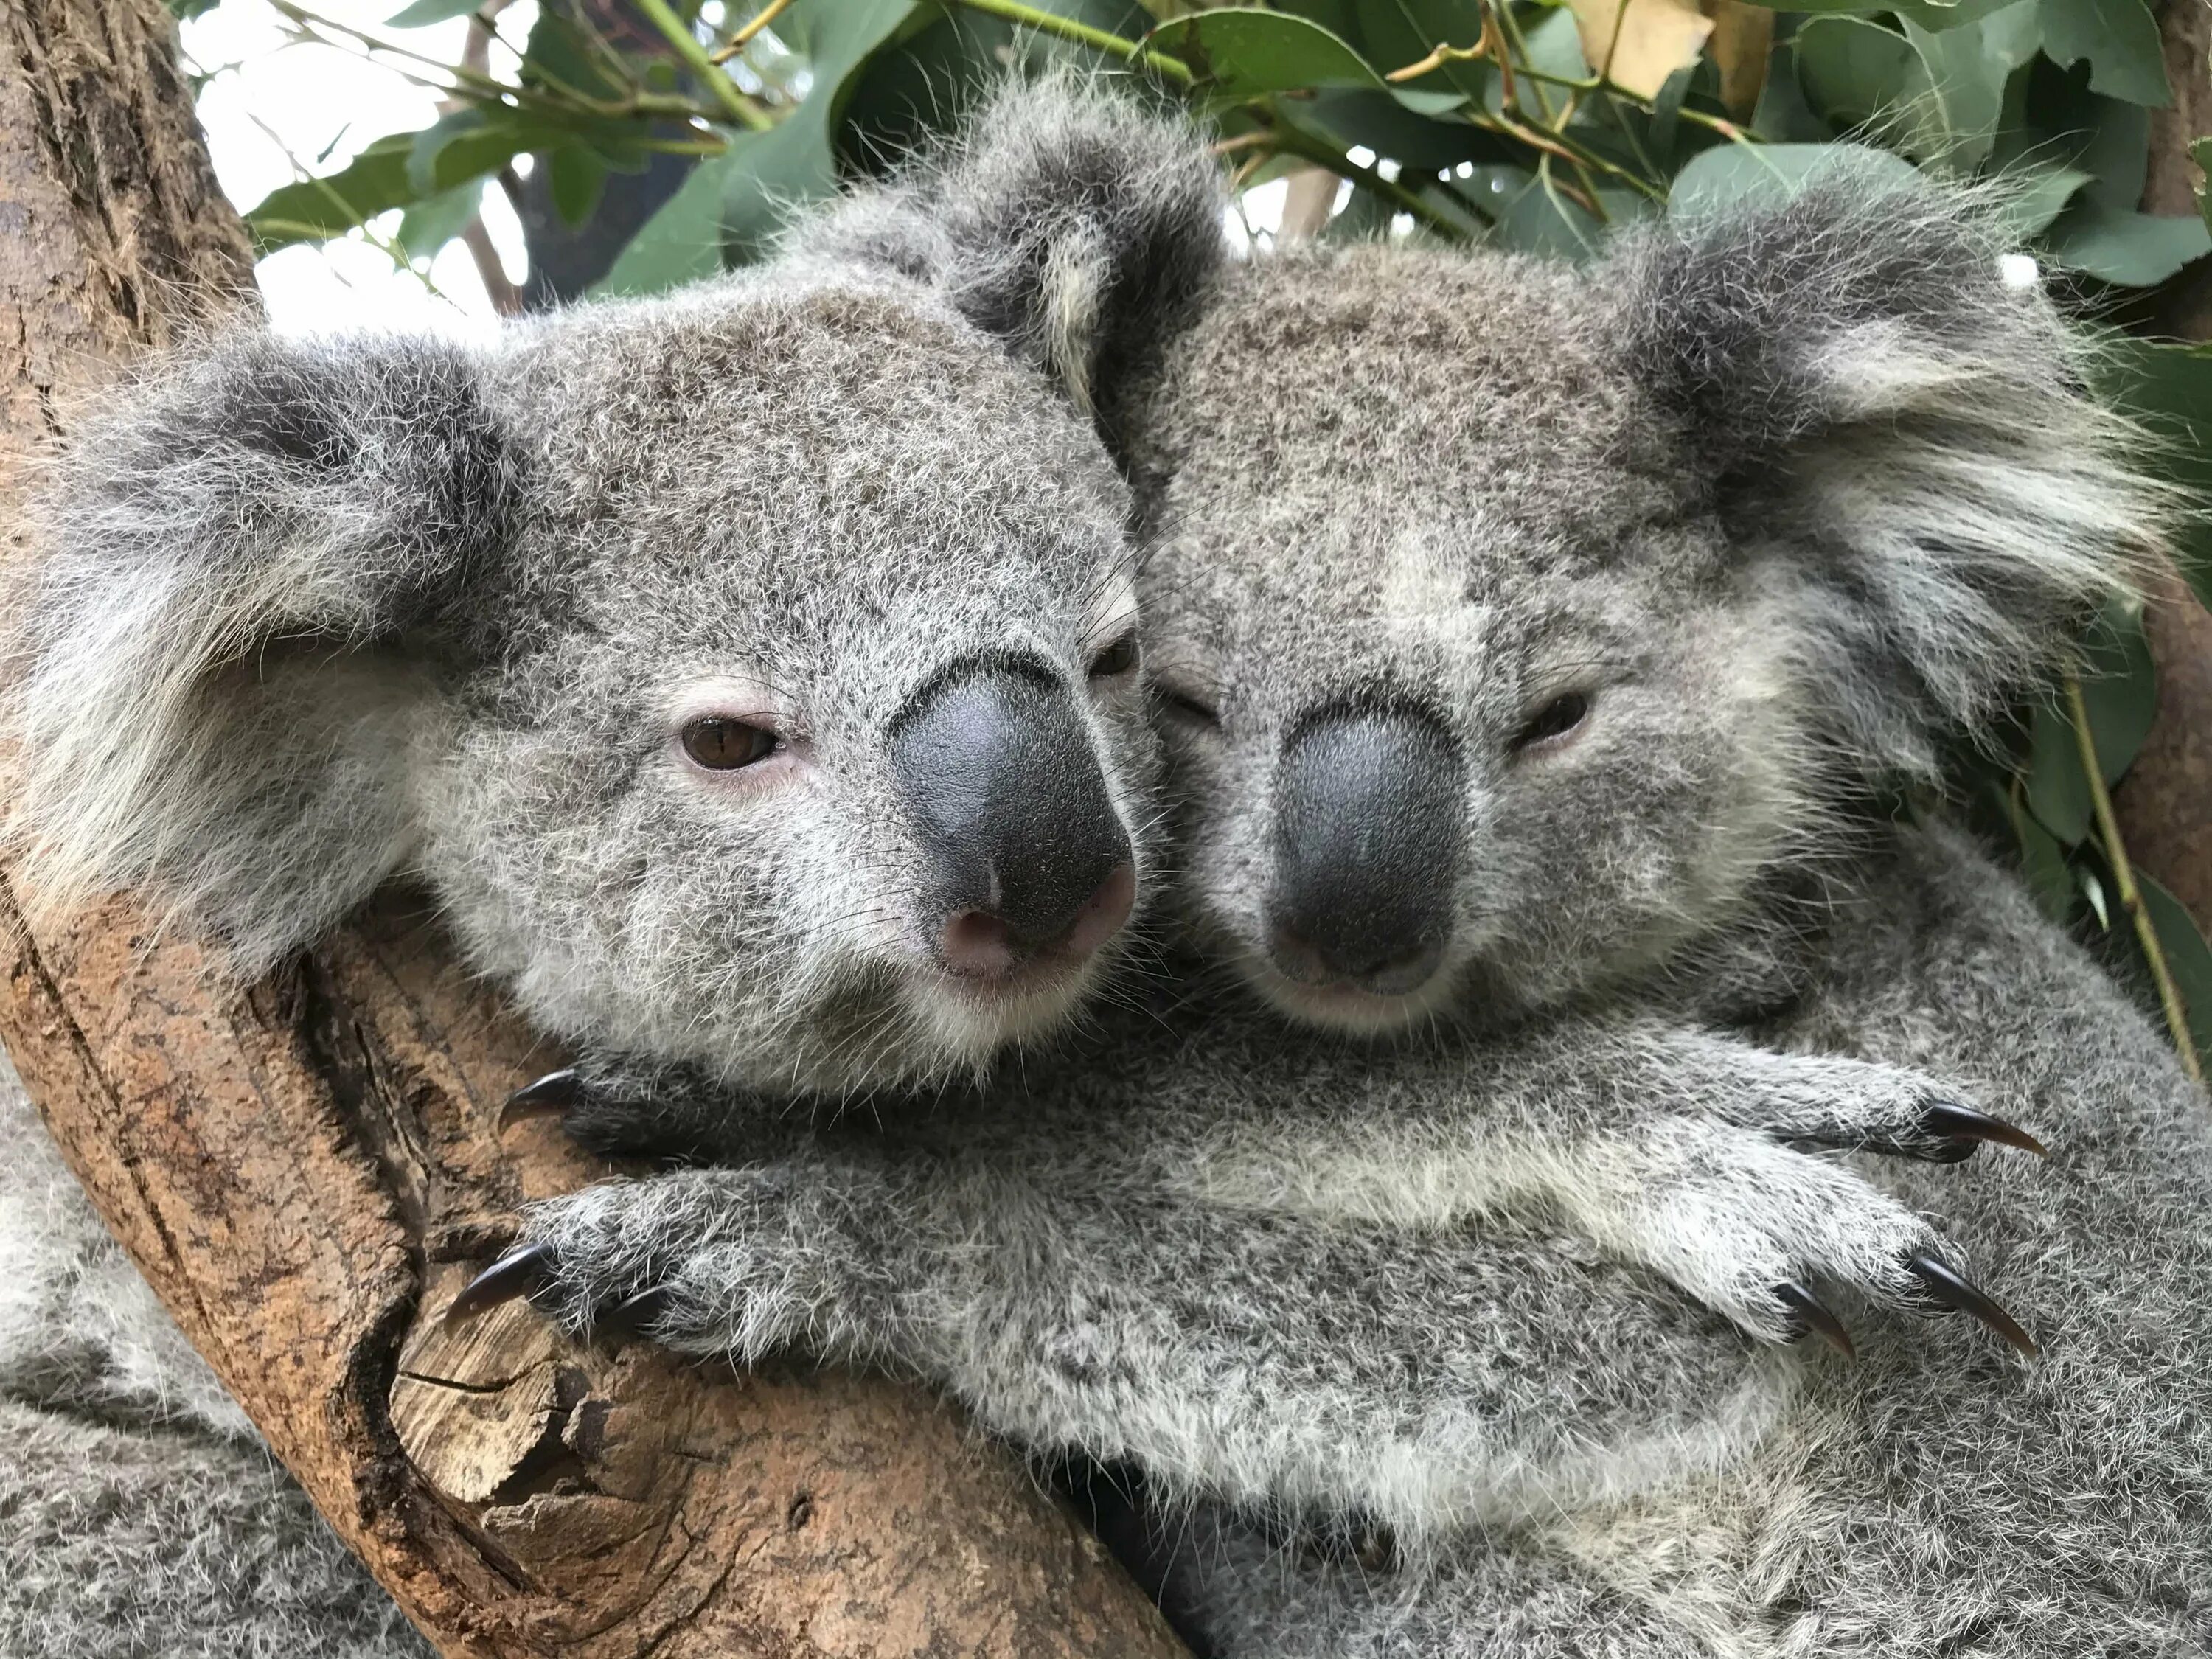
[1267,707,1464,994]
[891,656,1135,978]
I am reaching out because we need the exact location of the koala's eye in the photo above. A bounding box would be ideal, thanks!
[1510,691,1590,755]
[1088,630,1141,679]
[681,716,778,771]
[1152,683,1222,728]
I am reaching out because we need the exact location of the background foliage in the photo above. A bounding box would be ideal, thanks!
[192,0,2212,1076]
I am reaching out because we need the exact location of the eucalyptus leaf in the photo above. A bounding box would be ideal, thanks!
[2043,200,2212,285]
[2003,786,2079,922]
[1795,17,1917,136]
[394,179,484,262]
[1666,139,1921,218]
[2024,695,2094,845]
[1144,8,1386,99]
[2093,337,2212,608]
[2139,875,2212,1074]
[2035,0,2168,106]
[405,106,558,197]
[2073,599,2158,785]
[244,133,442,252]
[547,143,609,228]
[594,145,743,294]
[385,0,484,27]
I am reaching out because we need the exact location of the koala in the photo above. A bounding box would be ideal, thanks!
[0,195,1196,1655]
[453,84,2212,1659]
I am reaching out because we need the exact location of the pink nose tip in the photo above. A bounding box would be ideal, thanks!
[939,861,1136,981]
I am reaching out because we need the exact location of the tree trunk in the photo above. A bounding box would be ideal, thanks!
[0,1,1188,1655]
[2118,0,2212,933]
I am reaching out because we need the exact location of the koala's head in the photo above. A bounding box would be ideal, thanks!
[1133,191,2152,1032]
[888,83,2153,1034]
[6,160,1222,1096]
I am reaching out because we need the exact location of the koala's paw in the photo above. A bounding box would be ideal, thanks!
[1733,1054,2048,1165]
[445,1171,800,1357]
[502,1063,744,1162]
[1616,1121,2038,1360]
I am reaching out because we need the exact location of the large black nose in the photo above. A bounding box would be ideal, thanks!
[891,656,1135,976]
[1268,707,1464,995]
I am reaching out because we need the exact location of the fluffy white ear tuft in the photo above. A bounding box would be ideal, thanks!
[3,330,515,973]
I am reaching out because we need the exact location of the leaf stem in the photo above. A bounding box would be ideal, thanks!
[1262,114,1485,235]
[630,0,772,128]
[938,0,1194,85]
[2067,676,2205,1085]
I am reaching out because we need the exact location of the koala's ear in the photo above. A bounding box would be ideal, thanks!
[790,76,1228,447]
[6,330,515,973]
[1612,183,2158,771]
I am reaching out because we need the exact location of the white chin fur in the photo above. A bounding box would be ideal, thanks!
[900,949,1110,1066]
[1244,955,1461,1036]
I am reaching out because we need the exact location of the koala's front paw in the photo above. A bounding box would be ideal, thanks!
[445,1172,801,1357]
[1729,1052,2048,1165]
[1613,1120,2037,1360]
[503,1063,740,1161]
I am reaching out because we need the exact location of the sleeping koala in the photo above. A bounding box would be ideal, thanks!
[462,86,2212,1657]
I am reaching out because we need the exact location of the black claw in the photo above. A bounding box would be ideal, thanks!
[1920,1101,2049,1160]
[501,1068,582,1128]
[1904,1253,2039,1358]
[1774,1281,1857,1360]
[445,1242,554,1325]
[595,1286,672,1338]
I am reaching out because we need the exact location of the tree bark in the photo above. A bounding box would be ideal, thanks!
[0,1,1188,1655]
[2119,0,2212,933]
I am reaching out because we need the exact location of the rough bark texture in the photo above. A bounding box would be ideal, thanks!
[2120,0,2212,933]
[0,1,1189,1655]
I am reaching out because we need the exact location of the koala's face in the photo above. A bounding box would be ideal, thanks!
[422,277,1157,1091]
[1135,248,1805,1032]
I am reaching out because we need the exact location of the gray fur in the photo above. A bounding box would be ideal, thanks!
[0,1055,428,1658]
[504,84,2208,1659]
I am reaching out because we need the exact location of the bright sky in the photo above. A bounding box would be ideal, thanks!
[178,0,1295,336]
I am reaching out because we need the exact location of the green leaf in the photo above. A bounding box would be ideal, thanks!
[243,133,422,252]
[2024,695,2093,844]
[403,107,552,196]
[2042,200,2212,285]
[1749,0,2020,29]
[386,0,484,27]
[1795,17,1918,133]
[394,179,484,262]
[1144,8,1387,99]
[1666,139,1921,219]
[2001,783,2079,922]
[547,144,609,227]
[2140,874,2212,1074]
[1298,89,1516,171]
[594,146,739,295]
[2035,0,2168,106]
[2093,337,2212,608]
[2074,599,2158,785]
[1992,164,2094,236]
[597,0,918,293]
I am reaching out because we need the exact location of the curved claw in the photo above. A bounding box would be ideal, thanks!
[501,1068,582,1128]
[1920,1101,2049,1160]
[1774,1281,1857,1360]
[1904,1253,2039,1358]
[596,1286,674,1338]
[445,1242,554,1326]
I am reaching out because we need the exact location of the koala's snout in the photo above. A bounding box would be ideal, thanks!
[1267,709,1464,997]
[891,656,1135,981]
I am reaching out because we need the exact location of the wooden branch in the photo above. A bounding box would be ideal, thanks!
[0,1,1189,1653]
[2116,0,2212,936]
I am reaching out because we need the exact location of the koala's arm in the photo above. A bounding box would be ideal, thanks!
[478,1074,1792,1543]
[1171,1015,2042,1349]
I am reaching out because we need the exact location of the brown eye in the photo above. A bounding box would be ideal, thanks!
[1089,630,1140,678]
[681,716,778,771]
[1511,691,1590,754]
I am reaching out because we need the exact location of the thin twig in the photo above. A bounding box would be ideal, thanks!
[1262,116,1484,234]
[629,0,772,128]
[709,0,793,63]
[938,0,1194,85]
[2068,676,2205,1085]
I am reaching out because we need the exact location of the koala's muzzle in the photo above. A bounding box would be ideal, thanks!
[891,657,1135,981]
[1268,709,1464,996]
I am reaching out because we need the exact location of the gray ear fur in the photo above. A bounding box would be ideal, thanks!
[5,330,515,973]
[1613,182,2160,775]
[788,76,1228,452]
